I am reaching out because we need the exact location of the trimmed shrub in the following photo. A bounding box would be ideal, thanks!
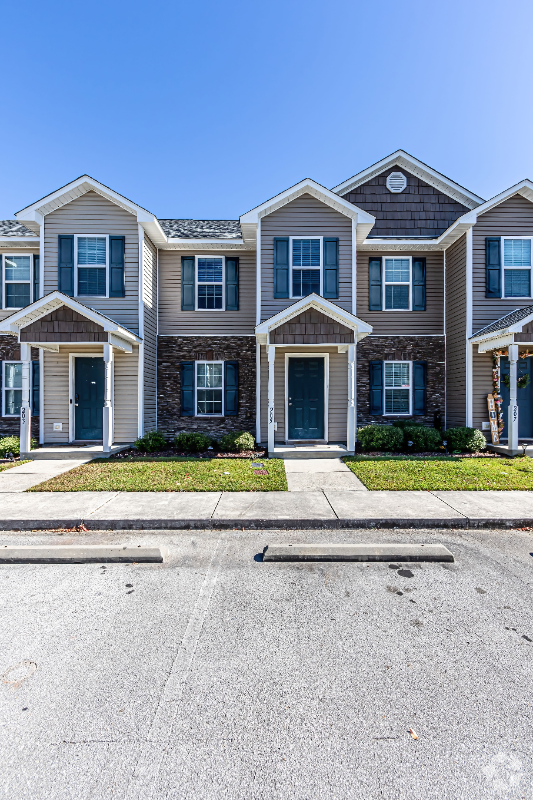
[174,431,212,453]
[0,436,38,458]
[219,430,255,453]
[133,430,168,453]
[403,425,442,452]
[392,419,426,430]
[356,424,404,452]
[444,426,486,453]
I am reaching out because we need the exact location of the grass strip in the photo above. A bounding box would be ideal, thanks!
[27,457,288,492]
[0,460,31,473]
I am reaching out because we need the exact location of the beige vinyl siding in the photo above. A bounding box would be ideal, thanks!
[0,248,40,322]
[444,234,467,428]
[114,346,139,442]
[44,192,139,332]
[472,349,493,433]
[260,195,352,321]
[259,345,347,443]
[473,194,533,332]
[158,249,256,335]
[356,250,444,334]
[43,347,70,442]
[142,236,157,432]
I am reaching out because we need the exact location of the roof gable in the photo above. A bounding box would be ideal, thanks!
[255,294,373,342]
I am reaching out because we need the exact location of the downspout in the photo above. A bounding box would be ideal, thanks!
[465,227,473,426]
[256,220,261,444]
[137,224,145,437]
[443,248,447,431]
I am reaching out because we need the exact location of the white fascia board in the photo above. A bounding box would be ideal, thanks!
[475,334,514,352]
[331,150,484,209]
[0,237,40,245]
[161,238,252,251]
[255,294,373,335]
[358,210,478,252]
[468,179,533,219]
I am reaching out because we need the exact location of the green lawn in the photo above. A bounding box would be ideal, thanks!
[0,460,30,473]
[28,457,288,492]
[344,455,533,490]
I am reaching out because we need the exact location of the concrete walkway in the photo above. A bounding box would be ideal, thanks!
[0,489,532,530]
[284,458,367,491]
[0,459,89,493]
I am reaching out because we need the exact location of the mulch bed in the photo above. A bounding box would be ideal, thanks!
[111,447,268,460]
[358,451,502,458]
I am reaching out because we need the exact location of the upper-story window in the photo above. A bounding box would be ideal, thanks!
[368,256,425,312]
[291,237,322,298]
[197,257,225,310]
[503,237,532,298]
[384,258,411,310]
[3,255,32,309]
[76,235,108,297]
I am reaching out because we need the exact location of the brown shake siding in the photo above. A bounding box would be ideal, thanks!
[260,194,352,321]
[473,194,533,332]
[356,250,444,334]
[142,235,157,432]
[444,234,467,428]
[157,249,256,335]
[44,192,140,333]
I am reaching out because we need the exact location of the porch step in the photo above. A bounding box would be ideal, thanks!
[487,443,533,458]
[24,444,132,460]
[270,444,353,459]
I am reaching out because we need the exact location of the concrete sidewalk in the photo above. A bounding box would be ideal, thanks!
[0,459,90,492]
[0,489,531,530]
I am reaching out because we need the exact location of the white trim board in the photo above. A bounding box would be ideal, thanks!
[284,352,329,443]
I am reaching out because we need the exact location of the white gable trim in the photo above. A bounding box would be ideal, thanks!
[331,150,484,210]
[255,294,373,343]
[0,291,141,342]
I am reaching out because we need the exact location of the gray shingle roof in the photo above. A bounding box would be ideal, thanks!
[0,220,37,237]
[159,219,241,240]
[471,305,533,338]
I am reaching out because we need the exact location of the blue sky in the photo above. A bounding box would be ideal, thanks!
[2,0,532,221]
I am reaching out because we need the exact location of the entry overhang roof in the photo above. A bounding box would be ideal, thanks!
[255,294,373,343]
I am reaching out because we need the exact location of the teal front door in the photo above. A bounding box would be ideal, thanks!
[288,357,325,440]
[75,358,104,440]
[500,356,533,439]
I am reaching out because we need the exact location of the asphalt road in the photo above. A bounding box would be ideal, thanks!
[0,527,532,800]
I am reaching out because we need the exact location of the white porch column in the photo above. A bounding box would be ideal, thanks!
[19,343,32,456]
[102,344,114,453]
[267,345,275,454]
[347,344,356,453]
[508,343,519,453]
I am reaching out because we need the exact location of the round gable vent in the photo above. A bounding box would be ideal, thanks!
[386,171,407,193]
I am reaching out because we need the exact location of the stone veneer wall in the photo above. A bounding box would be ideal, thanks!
[0,335,40,439]
[157,336,256,439]
[356,335,445,428]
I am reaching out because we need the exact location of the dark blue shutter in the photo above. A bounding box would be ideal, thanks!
[31,360,40,416]
[369,258,382,310]
[412,257,426,311]
[180,361,195,416]
[58,235,74,296]
[413,361,427,415]
[224,361,238,416]
[486,237,502,298]
[181,256,195,310]
[109,236,125,297]
[323,238,339,299]
[370,360,383,415]
[33,255,40,302]
[225,257,239,311]
[274,238,289,298]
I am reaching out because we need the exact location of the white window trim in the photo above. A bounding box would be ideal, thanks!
[2,360,27,417]
[2,253,33,311]
[383,360,412,416]
[383,256,412,311]
[74,234,109,299]
[195,360,224,417]
[289,236,323,299]
[502,236,533,300]
[195,255,226,312]
[284,352,329,442]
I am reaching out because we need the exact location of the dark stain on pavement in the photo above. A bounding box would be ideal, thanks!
[398,569,414,578]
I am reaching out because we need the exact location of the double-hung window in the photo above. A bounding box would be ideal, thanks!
[3,255,32,309]
[196,257,224,310]
[384,361,411,415]
[384,258,411,310]
[2,361,23,416]
[503,237,532,298]
[290,237,322,298]
[76,235,108,297]
[196,361,223,415]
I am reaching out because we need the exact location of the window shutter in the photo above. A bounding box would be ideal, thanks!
[369,360,383,415]
[323,237,339,299]
[486,237,502,298]
[225,257,239,311]
[181,256,195,310]
[369,258,383,310]
[412,258,426,311]
[31,360,40,416]
[33,255,40,302]
[58,235,74,296]
[274,238,289,298]
[180,361,195,416]
[413,361,427,415]
[224,360,238,416]
[109,236,125,297]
